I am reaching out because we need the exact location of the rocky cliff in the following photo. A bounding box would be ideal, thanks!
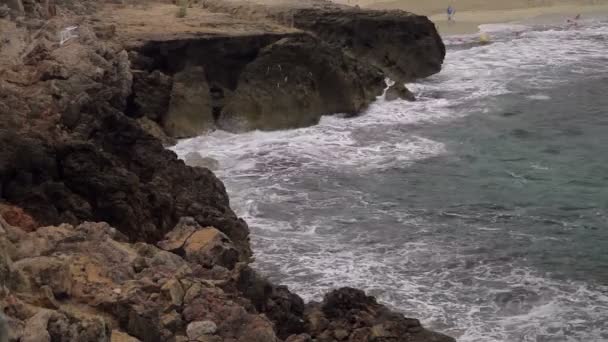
[0,0,453,341]
[120,0,445,137]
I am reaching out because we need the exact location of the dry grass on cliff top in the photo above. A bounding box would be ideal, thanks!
[100,3,298,45]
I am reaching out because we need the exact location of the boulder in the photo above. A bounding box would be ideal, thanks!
[184,152,220,171]
[291,7,445,82]
[304,288,456,342]
[163,66,215,138]
[385,83,416,102]
[159,218,239,269]
[129,70,172,122]
[218,35,384,132]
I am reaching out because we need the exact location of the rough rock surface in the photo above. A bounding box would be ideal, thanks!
[201,0,446,82]
[125,0,445,136]
[0,20,251,260]
[0,216,455,342]
[163,66,215,138]
[218,35,383,132]
[0,1,454,341]
[385,83,416,102]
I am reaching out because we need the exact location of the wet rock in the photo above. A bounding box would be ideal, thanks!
[136,117,176,147]
[290,6,445,82]
[235,265,305,339]
[129,70,172,122]
[219,35,383,132]
[164,66,215,138]
[184,152,220,171]
[385,83,416,102]
[304,287,455,342]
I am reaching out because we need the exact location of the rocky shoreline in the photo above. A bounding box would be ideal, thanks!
[0,0,452,341]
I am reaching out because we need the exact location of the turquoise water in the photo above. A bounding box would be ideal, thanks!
[174,20,608,341]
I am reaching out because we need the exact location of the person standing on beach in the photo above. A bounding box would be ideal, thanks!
[447,5,455,22]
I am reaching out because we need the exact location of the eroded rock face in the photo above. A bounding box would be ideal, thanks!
[219,35,383,132]
[291,7,445,82]
[0,23,251,260]
[305,288,456,342]
[0,219,275,342]
[0,4,454,342]
[1,216,455,342]
[163,66,215,138]
[125,0,444,136]
[385,83,416,102]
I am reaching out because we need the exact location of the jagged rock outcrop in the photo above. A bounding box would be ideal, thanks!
[0,19,252,260]
[0,215,455,342]
[218,35,384,132]
[0,218,277,342]
[201,0,446,82]
[385,83,416,102]
[0,1,455,341]
[124,0,444,137]
[128,31,384,135]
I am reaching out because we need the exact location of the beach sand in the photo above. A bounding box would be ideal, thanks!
[334,0,608,35]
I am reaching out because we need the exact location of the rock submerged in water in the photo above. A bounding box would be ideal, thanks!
[184,152,220,170]
[385,83,416,102]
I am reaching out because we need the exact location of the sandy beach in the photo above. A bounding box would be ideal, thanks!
[336,0,608,35]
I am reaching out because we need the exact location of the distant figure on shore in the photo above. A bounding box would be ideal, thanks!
[566,14,581,27]
[447,5,455,22]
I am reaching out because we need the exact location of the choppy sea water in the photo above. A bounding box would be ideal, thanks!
[173,19,608,342]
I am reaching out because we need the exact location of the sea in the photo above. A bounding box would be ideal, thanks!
[172,18,608,342]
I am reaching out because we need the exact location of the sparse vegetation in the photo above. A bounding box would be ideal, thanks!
[176,0,188,18]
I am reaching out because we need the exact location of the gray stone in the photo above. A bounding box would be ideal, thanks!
[186,320,217,340]
[385,83,415,102]
[163,66,215,138]
[184,152,219,170]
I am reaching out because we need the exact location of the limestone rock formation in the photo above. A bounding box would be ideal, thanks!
[385,83,416,102]
[201,0,446,82]
[163,66,215,138]
[219,35,383,132]
[0,18,252,260]
[0,217,455,342]
[125,0,445,137]
[290,6,445,82]
[0,219,276,342]
[184,152,220,170]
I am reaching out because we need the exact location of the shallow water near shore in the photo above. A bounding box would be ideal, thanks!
[173,19,608,342]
